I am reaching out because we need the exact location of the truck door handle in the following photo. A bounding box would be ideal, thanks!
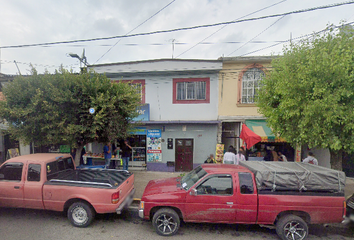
[226,202,233,205]
[14,186,20,189]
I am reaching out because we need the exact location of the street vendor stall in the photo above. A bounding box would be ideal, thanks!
[82,153,122,168]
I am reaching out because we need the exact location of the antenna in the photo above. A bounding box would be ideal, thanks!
[169,39,176,59]
[14,60,21,75]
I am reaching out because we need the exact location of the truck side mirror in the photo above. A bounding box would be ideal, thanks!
[189,188,197,196]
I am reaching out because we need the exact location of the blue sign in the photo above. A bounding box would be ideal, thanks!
[133,104,150,121]
[147,129,161,138]
[89,108,95,114]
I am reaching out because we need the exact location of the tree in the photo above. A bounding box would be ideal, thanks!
[0,67,141,165]
[257,23,354,170]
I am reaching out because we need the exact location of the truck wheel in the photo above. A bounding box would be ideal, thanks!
[276,214,308,240]
[152,208,180,236]
[68,201,95,228]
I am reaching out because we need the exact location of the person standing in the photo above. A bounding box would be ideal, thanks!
[223,146,236,164]
[303,152,318,165]
[121,139,132,170]
[235,151,246,165]
[103,142,112,169]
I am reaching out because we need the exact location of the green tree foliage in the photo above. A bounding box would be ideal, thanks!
[257,24,354,170]
[0,67,141,164]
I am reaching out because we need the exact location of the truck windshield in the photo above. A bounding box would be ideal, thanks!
[181,166,207,190]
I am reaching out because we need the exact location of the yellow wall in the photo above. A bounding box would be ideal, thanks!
[218,58,272,117]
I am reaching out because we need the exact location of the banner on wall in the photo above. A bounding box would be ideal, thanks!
[147,129,162,162]
[215,144,224,163]
[295,144,301,162]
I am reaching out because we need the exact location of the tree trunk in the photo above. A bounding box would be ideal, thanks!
[74,145,84,167]
[329,149,343,171]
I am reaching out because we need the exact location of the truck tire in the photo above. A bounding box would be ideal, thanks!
[68,201,95,228]
[152,208,180,236]
[276,214,308,240]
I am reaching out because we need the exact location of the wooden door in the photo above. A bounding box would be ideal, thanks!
[175,139,193,172]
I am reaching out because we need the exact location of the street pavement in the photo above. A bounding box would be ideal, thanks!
[130,169,354,200]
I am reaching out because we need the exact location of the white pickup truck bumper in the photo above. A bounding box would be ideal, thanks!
[116,188,136,214]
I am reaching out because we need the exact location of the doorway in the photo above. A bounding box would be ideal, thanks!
[175,139,194,172]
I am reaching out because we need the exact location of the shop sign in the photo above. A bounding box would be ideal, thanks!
[147,129,162,162]
[133,104,150,121]
[131,127,147,135]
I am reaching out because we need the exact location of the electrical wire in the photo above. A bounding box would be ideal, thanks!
[176,0,288,58]
[1,1,353,49]
[227,15,286,56]
[94,0,177,64]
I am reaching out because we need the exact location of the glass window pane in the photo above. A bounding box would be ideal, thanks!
[28,164,41,182]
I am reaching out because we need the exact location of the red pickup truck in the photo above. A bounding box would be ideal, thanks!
[139,162,346,240]
[0,153,135,227]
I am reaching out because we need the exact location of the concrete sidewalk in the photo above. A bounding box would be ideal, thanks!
[130,170,354,200]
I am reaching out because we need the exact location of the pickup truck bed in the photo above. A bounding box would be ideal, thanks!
[46,169,132,188]
[0,153,135,228]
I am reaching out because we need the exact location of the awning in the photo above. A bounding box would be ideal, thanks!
[245,120,285,142]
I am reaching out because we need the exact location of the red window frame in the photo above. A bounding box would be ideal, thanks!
[173,78,210,104]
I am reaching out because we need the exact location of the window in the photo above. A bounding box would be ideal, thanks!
[196,175,233,195]
[238,172,254,194]
[46,157,74,180]
[0,162,23,181]
[118,80,145,103]
[238,64,266,104]
[173,78,210,104]
[27,164,41,182]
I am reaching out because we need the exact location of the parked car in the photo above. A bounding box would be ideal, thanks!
[0,153,135,227]
[139,162,346,240]
[346,193,354,224]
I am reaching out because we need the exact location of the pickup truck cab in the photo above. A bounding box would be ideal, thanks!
[0,153,135,227]
[139,163,346,240]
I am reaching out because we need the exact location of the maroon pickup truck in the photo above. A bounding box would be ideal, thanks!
[139,162,346,240]
[0,153,135,227]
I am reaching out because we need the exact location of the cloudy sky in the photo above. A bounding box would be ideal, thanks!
[1,0,354,75]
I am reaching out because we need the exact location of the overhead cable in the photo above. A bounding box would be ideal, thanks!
[1,1,353,49]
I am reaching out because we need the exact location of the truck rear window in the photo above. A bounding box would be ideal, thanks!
[47,157,75,180]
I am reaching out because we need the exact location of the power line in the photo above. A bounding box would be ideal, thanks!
[176,0,288,58]
[1,1,353,50]
[239,21,354,56]
[94,0,177,64]
[227,15,286,56]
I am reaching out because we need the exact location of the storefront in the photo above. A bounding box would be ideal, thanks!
[240,120,295,161]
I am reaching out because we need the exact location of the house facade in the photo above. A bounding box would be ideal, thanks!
[89,59,222,172]
[218,56,332,167]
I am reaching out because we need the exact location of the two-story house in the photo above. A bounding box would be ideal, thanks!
[89,59,222,172]
[218,56,297,162]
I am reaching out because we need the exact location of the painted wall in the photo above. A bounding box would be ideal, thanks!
[218,57,273,119]
[146,123,218,171]
[120,73,219,121]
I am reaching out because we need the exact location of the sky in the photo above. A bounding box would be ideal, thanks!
[1,0,354,75]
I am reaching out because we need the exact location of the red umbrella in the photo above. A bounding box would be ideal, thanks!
[240,123,262,149]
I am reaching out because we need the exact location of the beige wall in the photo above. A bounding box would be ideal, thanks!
[218,58,272,119]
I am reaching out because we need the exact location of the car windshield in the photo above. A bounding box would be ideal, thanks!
[181,166,207,190]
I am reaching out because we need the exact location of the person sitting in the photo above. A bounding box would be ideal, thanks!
[303,152,318,165]
[204,154,215,163]
[278,151,287,161]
